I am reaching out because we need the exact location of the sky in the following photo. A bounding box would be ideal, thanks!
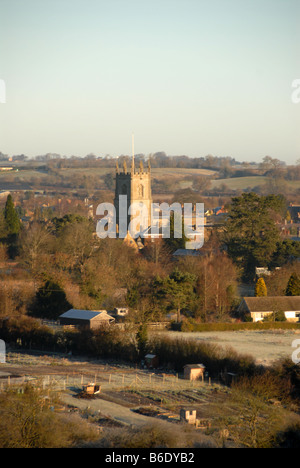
[0,0,299,163]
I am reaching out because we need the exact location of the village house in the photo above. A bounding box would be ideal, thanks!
[288,204,300,223]
[238,297,300,322]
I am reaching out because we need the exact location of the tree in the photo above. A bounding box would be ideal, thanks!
[0,384,98,447]
[223,374,288,448]
[255,278,267,297]
[55,216,97,273]
[270,240,300,268]
[18,221,54,272]
[136,323,148,359]
[29,280,72,320]
[164,212,189,252]
[286,273,300,296]
[223,193,284,279]
[153,268,197,322]
[194,253,238,320]
[4,194,21,236]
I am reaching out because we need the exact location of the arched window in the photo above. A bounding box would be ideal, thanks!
[138,184,144,198]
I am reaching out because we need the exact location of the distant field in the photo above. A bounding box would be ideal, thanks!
[0,169,47,180]
[211,176,299,191]
[1,167,298,195]
[0,166,216,184]
[151,168,217,177]
[58,167,113,176]
[211,176,267,190]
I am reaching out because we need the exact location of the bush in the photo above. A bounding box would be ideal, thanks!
[0,385,99,448]
[81,422,218,448]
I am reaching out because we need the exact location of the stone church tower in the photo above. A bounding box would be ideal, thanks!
[114,152,152,237]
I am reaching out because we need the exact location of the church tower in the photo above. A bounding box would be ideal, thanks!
[114,137,152,237]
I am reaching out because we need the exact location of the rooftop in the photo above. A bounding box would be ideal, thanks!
[59,309,110,320]
[242,296,300,312]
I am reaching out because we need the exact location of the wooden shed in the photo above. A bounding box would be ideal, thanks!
[144,354,159,369]
[59,309,115,330]
[183,364,206,381]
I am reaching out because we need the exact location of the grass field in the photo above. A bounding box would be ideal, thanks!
[212,176,299,191]
[211,176,267,190]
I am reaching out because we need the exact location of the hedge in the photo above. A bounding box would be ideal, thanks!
[175,321,300,333]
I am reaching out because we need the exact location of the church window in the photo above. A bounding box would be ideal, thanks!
[138,184,144,198]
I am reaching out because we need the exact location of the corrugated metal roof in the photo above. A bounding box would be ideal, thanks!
[59,309,109,321]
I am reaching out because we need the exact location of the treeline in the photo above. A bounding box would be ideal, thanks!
[29,153,239,171]
[0,316,256,376]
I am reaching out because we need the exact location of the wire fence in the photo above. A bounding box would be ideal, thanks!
[0,352,214,394]
[0,371,213,394]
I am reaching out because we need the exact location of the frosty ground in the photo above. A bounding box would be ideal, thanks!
[163,329,300,366]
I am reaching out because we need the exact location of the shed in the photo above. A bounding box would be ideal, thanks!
[144,354,159,369]
[59,309,115,330]
[180,409,197,425]
[183,364,206,381]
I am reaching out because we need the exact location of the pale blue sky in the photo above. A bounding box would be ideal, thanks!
[0,0,299,163]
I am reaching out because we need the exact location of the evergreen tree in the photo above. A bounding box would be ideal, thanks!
[164,212,189,252]
[136,323,148,359]
[223,193,284,279]
[154,268,197,322]
[286,273,300,296]
[4,194,21,236]
[255,278,268,297]
[29,280,72,320]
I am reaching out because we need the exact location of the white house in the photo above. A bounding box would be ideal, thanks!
[238,297,300,322]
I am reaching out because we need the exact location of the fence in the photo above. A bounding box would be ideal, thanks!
[0,352,213,394]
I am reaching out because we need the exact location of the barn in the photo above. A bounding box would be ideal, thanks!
[59,309,115,330]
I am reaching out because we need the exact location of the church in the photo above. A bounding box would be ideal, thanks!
[114,150,153,238]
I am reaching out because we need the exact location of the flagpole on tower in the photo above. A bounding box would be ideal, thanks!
[132,133,135,172]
